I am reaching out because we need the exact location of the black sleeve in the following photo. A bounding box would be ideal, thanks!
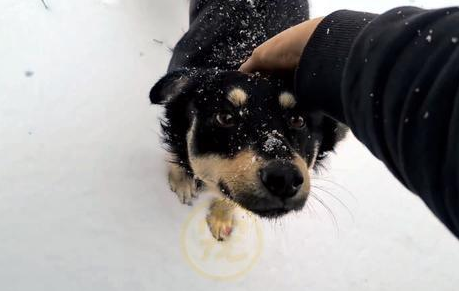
[295,7,459,238]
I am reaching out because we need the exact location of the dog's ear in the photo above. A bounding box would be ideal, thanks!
[318,117,348,155]
[149,70,194,105]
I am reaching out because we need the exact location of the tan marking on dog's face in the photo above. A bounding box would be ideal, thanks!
[189,150,264,195]
[292,154,311,194]
[227,88,248,107]
[186,118,260,194]
[279,92,296,109]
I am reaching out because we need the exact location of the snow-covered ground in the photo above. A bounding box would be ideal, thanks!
[1,0,459,290]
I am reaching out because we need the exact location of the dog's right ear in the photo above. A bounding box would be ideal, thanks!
[149,70,194,105]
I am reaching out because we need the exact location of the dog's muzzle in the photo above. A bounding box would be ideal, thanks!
[233,160,308,218]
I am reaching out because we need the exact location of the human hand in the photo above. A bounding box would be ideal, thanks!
[239,17,324,73]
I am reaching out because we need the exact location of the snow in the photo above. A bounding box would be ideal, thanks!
[1,0,459,290]
[263,130,284,153]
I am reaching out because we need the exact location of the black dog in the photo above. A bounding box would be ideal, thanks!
[150,0,346,240]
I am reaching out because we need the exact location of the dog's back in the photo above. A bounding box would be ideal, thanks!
[169,0,309,72]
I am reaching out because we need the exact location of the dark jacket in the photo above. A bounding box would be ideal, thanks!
[295,7,459,238]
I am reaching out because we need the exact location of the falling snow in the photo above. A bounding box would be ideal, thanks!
[3,0,459,290]
[246,0,256,8]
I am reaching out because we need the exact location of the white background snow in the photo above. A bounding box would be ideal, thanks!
[1,0,459,290]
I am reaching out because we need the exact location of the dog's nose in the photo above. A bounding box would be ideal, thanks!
[260,162,304,199]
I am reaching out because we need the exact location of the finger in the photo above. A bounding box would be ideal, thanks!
[239,57,256,73]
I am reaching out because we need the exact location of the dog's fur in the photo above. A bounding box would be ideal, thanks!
[150,0,346,240]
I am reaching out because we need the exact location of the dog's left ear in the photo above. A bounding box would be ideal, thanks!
[318,117,348,154]
[149,70,194,105]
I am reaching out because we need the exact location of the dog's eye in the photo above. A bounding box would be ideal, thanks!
[216,113,235,128]
[289,116,306,129]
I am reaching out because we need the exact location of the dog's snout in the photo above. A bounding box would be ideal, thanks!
[259,162,304,199]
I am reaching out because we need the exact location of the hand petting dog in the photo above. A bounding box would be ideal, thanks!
[240,17,324,73]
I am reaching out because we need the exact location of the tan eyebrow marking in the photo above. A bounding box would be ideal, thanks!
[227,88,248,107]
[279,92,297,109]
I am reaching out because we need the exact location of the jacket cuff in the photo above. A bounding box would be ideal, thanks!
[295,10,377,122]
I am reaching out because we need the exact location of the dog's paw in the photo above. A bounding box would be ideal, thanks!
[206,212,234,241]
[206,199,235,241]
[168,164,199,205]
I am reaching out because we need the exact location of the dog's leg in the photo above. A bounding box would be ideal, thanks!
[168,163,200,205]
[206,198,235,241]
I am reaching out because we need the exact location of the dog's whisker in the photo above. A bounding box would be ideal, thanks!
[310,185,355,221]
[310,192,340,235]
[305,200,319,219]
[310,177,356,201]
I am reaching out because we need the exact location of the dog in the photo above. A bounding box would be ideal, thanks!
[150,0,346,240]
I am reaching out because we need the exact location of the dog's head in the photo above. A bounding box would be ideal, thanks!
[150,69,345,218]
